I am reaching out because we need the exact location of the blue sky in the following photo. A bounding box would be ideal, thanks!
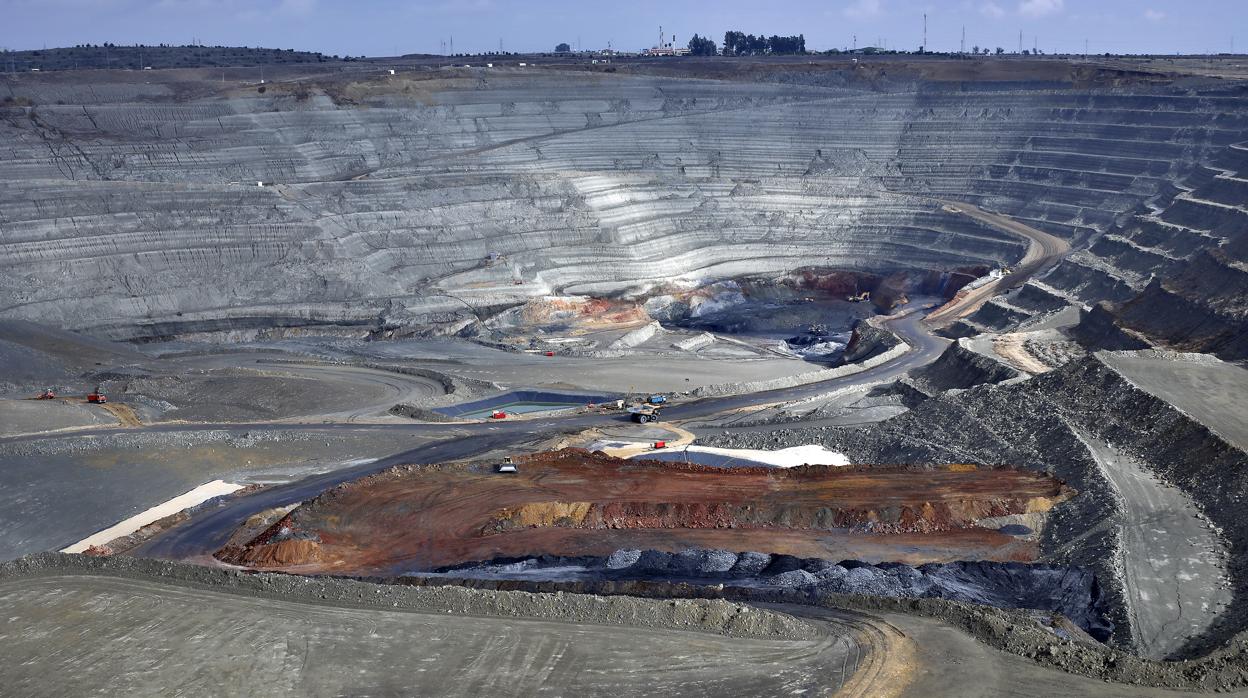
[1,0,1245,57]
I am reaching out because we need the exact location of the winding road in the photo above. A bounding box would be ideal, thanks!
[924,201,1071,328]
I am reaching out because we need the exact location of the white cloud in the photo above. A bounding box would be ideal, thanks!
[843,0,883,19]
[980,1,1006,19]
[1018,0,1063,18]
[1143,8,1165,22]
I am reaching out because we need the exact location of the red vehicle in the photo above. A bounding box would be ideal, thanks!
[490,410,507,419]
[37,388,56,400]
[87,387,107,404]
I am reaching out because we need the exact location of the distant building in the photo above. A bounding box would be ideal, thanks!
[642,26,690,57]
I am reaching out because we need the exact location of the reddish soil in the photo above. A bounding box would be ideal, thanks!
[217,449,1073,575]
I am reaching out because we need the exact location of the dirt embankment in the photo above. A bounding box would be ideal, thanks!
[216,449,1071,574]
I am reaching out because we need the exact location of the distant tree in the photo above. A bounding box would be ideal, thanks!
[721,30,803,56]
[1022,49,1030,55]
[972,45,979,54]
[995,47,1004,55]
[687,34,717,56]
[982,47,990,55]
[555,42,571,53]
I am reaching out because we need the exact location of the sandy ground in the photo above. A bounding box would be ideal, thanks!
[1099,351,1248,453]
[992,333,1051,374]
[884,610,1242,697]
[1074,429,1231,659]
[0,575,859,697]
[61,480,244,553]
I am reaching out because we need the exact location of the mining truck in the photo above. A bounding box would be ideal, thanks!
[87,387,107,404]
[628,404,661,424]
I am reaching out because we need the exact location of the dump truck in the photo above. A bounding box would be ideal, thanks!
[628,404,661,423]
[647,394,667,405]
[87,387,107,404]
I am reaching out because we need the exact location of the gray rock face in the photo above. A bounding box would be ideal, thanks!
[606,549,642,569]
[442,547,1110,639]
[3,71,1244,338]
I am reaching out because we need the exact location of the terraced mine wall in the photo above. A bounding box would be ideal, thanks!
[1003,135,1248,355]
[704,353,1248,660]
[3,70,1247,338]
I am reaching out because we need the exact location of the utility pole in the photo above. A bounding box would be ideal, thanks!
[1018,30,1023,54]
[450,36,454,55]
[923,13,927,53]
[961,26,966,54]
[1084,38,1088,60]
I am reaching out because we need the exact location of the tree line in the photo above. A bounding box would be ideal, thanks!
[685,32,806,56]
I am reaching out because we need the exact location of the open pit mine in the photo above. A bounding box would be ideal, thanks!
[2,50,1248,697]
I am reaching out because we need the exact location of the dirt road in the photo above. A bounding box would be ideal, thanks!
[1073,429,1231,659]
[924,201,1071,328]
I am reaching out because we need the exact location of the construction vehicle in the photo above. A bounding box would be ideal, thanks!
[647,394,667,405]
[496,456,518,474]
[36,388,56,400]
[490,409,507,419]
[628,404,661,424]
[87,387,107,404]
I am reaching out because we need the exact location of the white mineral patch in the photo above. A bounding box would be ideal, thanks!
[679,444,850,467]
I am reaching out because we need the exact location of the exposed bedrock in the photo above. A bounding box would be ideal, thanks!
[3,71,1247,335]
[438,549,1110,639]
[703,352,1248,660]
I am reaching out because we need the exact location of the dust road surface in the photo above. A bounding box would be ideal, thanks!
[885,611,1242,697]
[925,201,1070,327]
[1075,429,1231,659]
[1098,352,1248,452]
[0,575,859,697]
